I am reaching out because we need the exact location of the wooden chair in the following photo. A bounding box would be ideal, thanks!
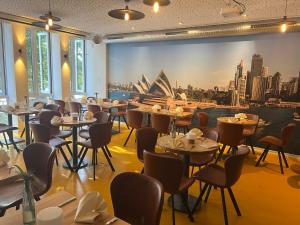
[175,107,194,134]
[151,113,171,136]
[111,100,129,132]
[124,110,143,146]
[242,114,259,154]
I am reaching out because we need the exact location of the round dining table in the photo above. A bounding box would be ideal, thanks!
[217,116,257,126]
[55,117,96,171]
[157,134,219,213]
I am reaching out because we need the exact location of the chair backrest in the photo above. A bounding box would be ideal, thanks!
[151,114,170,135]
[197,112,209,127]
[200,127,219,142]
[217,121,243,147]
[103,98,111,103]
[281,123,296,146]
[127,110,143,129]
[69,102,82,115]
[30,123,51,143]
[136,127,158,162]
[225,146,249,187]
[87,104,102,114]
[89,122,113,148]
[33,101,45,108]
[53,100,66,114]
[44,104,60,112]
[118,100,128,112]
[93,111,111,123]
[23,143,56,196]
[144,151,184,194]
[111,172,164,225]
[87,96,96,101]
[38,110,61,134]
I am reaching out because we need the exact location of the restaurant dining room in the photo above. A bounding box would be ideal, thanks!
[0,0,300,225]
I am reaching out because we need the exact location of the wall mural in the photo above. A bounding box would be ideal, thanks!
[108,32,300,155]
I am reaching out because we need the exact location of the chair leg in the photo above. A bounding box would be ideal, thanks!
[66,144,73,157]
[180,193,194,222]
[59,147,73,172]
[118,116,121,133]
[280,148,289,168]
[93,148,97,180]
[78,146,85,158]
[171,194,176,225]
[227,187,241,216]
[278,150,284,174]
[221,188,229,225]
[216,145,226,163]
[101,147,115,172]
[191,166,194,176]
[204,184,212,203]
[0,140,3,147]
[226,146,232,154]
[75,148,89,172]
[255,147,268,167]
[192,183,209,213]
[122,115,129,129]
[3,133,9,149]
[123,128,134,146]
[0,209,5,217]
[20,127,25,138]
[141,167,144,174]
[262,149,269,161]
[55,152,59,166]
[249,137,256,154]
[105,145,112,158]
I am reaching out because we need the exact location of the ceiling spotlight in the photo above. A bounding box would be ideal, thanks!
[45,24,49,31]
[108,0,145,21]
[48,17,53,26]
[143,0,170,13]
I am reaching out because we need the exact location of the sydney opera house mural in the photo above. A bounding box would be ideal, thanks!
[108,32,300,154]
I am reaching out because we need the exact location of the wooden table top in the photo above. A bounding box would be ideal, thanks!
[130,107,193,119]
[74,101,127,109]
[54,117,97,127]
[217,116,257,126]
[0,191,129,225]
[157,135,219,155]
[0,106,39,116]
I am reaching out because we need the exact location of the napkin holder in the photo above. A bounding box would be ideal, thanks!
[75,192,108,224]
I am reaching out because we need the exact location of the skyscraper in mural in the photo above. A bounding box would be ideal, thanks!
[272,72,281,96]
[247,54,263,98]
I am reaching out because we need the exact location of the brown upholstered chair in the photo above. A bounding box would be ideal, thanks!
[0,143,56,217]
[77,123,115,180]
[197,111,209,128]
[103,98,112,103]
[111,100,129,132]
[44,103,60,112]
[175,107,194,133]
[68,101,82,117]
[110,172,164,225]
[124,110,143,146]
[144,151,194,225]
[53,99,68,115]
[256,123,296,174]
[192,146,250,225]
[38,110,72,140]
[30,123,73,170]
[0,123,21,152]
[136,127,158,173]
[87,104,102,114]
[189,127,219,175]
[151,113,171,136]
[242,114,259,154]
[216,121,244,163]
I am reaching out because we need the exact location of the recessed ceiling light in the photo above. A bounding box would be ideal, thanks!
[178,21,183,25]
[131,26,135,30]
[243,14,247,17]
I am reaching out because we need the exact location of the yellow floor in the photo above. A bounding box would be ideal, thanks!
[4,124,300,225]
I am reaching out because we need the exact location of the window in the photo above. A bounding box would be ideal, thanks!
[26,29,51,96]
[70,39,86,93]
[0,22,6,97]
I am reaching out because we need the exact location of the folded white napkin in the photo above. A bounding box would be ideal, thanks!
[112,100,119,105]
[84,111,94,120]
[175,107,183,114]
[0,150,10,167]
[235,113,247,120]
[34,103,44,110]
[152,104,161,111]
[51,116,63,125]
[188,128,203,138]
[75,192,108,224]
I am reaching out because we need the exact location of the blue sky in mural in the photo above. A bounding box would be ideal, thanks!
[108,32,300,89]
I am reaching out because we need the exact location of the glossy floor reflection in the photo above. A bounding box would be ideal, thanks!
[5,123,300,225]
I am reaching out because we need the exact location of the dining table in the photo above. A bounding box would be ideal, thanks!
[0,191,129,225]
[0,107,40,149]
[55,117,97,171]
[217,116,258,126]
[157,134,219,213]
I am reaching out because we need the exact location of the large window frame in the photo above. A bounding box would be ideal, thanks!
[0,21,7,98]
[26,28,52,97]
[69,38,86,94]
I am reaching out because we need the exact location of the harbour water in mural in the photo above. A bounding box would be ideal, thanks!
[108,32,300,155]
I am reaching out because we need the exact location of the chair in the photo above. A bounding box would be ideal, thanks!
[192,146,250,225]
[144,151,194,225]
[87,104,102,114]
[255,123,296,174]
[44,103,60,112]
[110,172,164,225]
[0,143,56,217]
[136,127,158,173]
[53,99,68,115]
[77,123,115,180]
[0,124,21,152]
[197,111,209,128]
[68,101,82,118]
[124,110,143,146]
[111,100,129,132]
[242,114,259,154]
[151,113,171,136]
[175,107,194,134]
[103,98,111,102]
[216,121,244,163]
[30,123,73,170]
[38,110,72,140]
[189,127,219,175]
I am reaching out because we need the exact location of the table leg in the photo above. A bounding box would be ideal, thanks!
[24,115,30,146]
[110,108,120,135]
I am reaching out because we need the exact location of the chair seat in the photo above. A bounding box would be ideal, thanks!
[189,153,214,167]
[178,177,195,193]
[193,164,226,187]
[175,120,192,127]
[49,137,71,148]
[259,135,283,147]
[78,140,92,148]
[52,130,72,139]
[0,124,18,133]
[79,129,89,140]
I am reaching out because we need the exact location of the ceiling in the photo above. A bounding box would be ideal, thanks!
[0,0,300,36]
